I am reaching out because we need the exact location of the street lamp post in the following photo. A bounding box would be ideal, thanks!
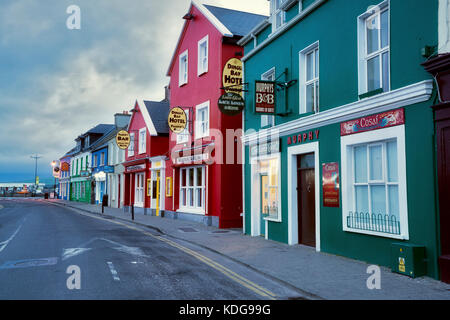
[31,154,42,195]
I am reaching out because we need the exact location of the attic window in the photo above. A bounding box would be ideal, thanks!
[271,0,287,33]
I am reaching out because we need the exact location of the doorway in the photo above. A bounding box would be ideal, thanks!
[297,153,316,247]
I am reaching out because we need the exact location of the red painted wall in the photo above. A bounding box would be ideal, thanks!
[165,4,243,228]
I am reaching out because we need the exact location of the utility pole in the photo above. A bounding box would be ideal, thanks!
[30,154,42,192]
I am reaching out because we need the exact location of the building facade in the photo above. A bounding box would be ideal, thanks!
[240,0,441,279]
[164,1,267,228]
[123,100,170,215]
[58,151,74,201]
[69,124,115,203]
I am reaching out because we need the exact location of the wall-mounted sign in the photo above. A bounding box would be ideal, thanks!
[250,139,280,158]
[175,153,209,165]
[287,130,320,145]
[218,92,245,116]
[223,58,243,97]
[255,81,276,114]
[168,107,188,133]
[116,130,131,150]
[126,164,146,173]
[340,108,405,136]
[322,162,340,208]
[61,162,70,172]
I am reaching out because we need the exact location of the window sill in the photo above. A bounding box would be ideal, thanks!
[263,216,281,223]
[198,70,208,77]
[359,88,384,100]
[179,82,188,88]
[343,227,408,240]
[177,208,205,215]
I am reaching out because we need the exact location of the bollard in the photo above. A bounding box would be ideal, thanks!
[131,205,134,221]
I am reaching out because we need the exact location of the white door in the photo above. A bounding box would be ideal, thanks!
[134,173,145,207]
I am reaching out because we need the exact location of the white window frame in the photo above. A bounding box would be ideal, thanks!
[100,152,105,166]
[195,101,210,140]
[197,35,209,76]
[139,128,146,154]
[270,0,286,34]
[179,166,206,214]
[176,109,190,144]
[128,132,135,157]
[341,125,409,240]
[261,67,276,128]
[357,0,390,96]
[299,41,319,114]
[179,50,188,87]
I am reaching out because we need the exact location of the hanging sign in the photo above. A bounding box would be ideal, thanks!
[340,108,405,136]
[322,162,340,208]
[255,80,276,114]
[223,58,243,97]
[116,130,131,150]
[61,162,70,172]
[168,107,187,133]
[218,92,245,116]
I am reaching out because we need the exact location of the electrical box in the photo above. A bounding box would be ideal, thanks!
[391,243,426,278]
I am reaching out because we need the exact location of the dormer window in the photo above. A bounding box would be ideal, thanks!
[271,0,287,33]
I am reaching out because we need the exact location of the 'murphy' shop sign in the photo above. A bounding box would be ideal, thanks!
[340,108,405,136]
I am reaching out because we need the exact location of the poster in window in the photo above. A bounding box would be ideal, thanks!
[322,162,340,207]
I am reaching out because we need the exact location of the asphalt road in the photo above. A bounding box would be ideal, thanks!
[0,199,302,300]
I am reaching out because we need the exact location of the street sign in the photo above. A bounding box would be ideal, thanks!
[116,130,131,150]
[218,92,245,116]
[255,80,276,114]
[168,107,187,133]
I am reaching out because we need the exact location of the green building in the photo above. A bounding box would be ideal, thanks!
[239,0,442,279]
[69,124,115,203]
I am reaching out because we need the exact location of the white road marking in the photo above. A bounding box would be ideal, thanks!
[0,224,23,253]
[62,248,92,261]
[107,262,120,281]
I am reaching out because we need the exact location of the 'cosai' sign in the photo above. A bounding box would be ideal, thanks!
[223,58,243,97]
[116,130,131,150]
[255,80,276,114]
[168,107,187,133]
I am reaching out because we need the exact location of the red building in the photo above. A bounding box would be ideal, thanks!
[163,2,267,228]
[123,97,170,215]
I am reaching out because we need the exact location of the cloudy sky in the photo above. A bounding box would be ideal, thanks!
[0,0,269,183]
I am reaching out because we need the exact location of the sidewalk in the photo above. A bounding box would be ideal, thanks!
[46,199,450,300]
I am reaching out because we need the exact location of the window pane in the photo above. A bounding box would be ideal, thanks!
[371,185,386,214]
[182,189,186,207]
[306,83,314,113]
[354,146,367,183]
[188,169,193,186]
[381,10,389,49]
[386,140,398,182]
[196,188,202,208]
[306,52,314,81]
[366,15,379,54]
[189,188,194,207]
[315,49,319,78]
[196,167,202,187]
[355,185,369,213]
[382,52,389,92]
[315,81,319,111]
[367,56,381,91]
[369,145,383,181]
[388,185,399,218]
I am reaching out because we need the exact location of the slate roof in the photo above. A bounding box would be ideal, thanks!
[86,124,115,135]
[203,4,268,37]
[143,100,170,135]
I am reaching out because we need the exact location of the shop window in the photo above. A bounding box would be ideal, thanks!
[358,1,390,96]
[179,166,205,213]
[299,42,319,114]
[195,101,210,139]
[257,157,280,221]
[261,68,275,128]
[341,125,409,239]
[139,128,146,154]
[179,50,188,86]
[177,109,190,144]
[198,35,208,76]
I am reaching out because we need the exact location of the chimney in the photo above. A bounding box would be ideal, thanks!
[162,85,170,103]
[114,112,131,128]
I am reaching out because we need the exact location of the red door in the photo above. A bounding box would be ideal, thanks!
[297,153,316,247]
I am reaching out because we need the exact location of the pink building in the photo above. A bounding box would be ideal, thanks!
[164,2,267,228]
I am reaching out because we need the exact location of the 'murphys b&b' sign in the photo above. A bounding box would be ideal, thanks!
[255,81,276,114]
